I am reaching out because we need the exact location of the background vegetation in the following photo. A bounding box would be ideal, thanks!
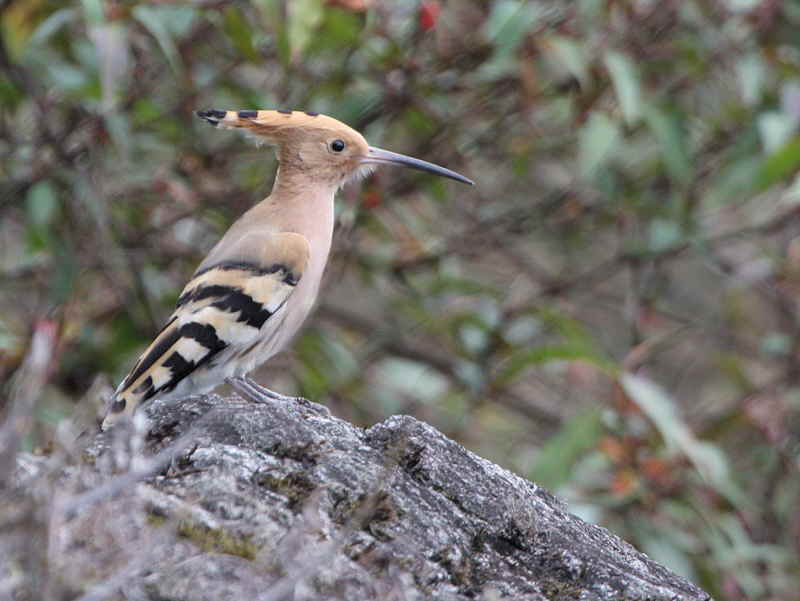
[2,0,799,598]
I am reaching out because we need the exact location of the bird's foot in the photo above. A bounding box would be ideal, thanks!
[227,376,304,404]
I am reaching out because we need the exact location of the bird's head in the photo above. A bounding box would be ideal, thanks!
[197,109,473,188]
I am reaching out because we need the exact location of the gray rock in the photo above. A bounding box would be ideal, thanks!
[4,393,712,600]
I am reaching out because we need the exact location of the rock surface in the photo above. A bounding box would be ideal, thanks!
[6,393,712,600]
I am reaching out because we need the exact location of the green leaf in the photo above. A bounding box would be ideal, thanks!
[539,308,597,348]
[620,373,738,499]
[405,108,437,137]
[503,315,542,344]
[639,533,696,580]
[704,156,761,206]
[0,319,19,353]
[296,330,332,398]
[51,241,77,303]
[531,410,603,489]
[287,0,324,62]
[317,8,362,50]
[296,328,358,398]
[486,0,540,58]
[0,73,22,107]
[579,112,621,177]
[736,52,767,106]
[80,0,104,26]
[450,312,495,354]
[132,6,197,74]
[223,7,258,62]
[648,218,682,252]
[26,180,58,227]
[757,135,800,190]
[90,22,131,110]
[103,111,132,154]
[497,345,612,385]
[604,51,642,125]
[28,8,77,47]
[761,332,792,357]
[549,36,590,88]
[373,358,450,411]
[644,104,692,184]
[757,111,796,154]
[250,0,288,63]
[46,62,88,93]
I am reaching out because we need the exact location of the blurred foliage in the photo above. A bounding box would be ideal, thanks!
[2,0,800,597]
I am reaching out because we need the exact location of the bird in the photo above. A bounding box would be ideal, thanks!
[102,108,473,429]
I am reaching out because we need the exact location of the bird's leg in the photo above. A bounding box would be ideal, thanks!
[227,376,303,403]
[226,376,271,403]
[243,375,305,402]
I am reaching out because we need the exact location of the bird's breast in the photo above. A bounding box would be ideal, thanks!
[269,229,330,349]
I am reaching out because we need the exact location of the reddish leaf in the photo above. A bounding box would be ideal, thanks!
[419,1,441,32]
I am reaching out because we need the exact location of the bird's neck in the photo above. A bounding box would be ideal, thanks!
[264,164,337,236]
[250,165,337,302]
[272,162,338,198]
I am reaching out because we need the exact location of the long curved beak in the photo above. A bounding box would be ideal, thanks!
[363,146,474,185]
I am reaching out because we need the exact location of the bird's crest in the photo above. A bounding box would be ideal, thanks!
[196,109,359,141]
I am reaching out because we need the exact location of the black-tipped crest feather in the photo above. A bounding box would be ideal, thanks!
[196,109,226,125]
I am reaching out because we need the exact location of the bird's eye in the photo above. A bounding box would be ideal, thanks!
[330,139,346,153]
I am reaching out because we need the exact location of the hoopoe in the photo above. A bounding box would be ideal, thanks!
[102,109,473,429]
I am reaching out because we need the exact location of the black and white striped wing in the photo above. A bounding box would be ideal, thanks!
[103,231,309,427]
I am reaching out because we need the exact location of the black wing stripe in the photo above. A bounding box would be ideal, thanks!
[158,324,227,394]
[123,321,227,397]
[177,285,273,329]
[125,328,180,389]
[212,289,272,328]
[128,322,228,403]
[133,375,153,396]
[160,351,194,393]
[179,322,227,351]
[192,261,299,286]
[123,314,178,387]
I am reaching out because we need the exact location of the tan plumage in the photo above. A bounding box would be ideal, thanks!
[102,109,472,429]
